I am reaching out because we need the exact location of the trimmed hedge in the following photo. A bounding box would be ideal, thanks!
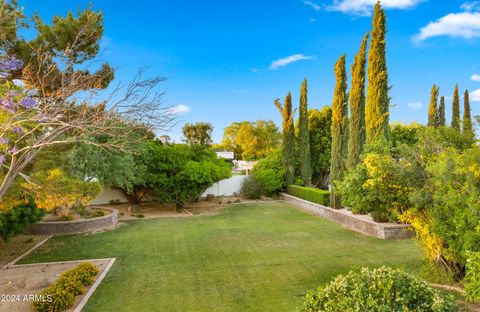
[299,266,458,312]
[286,185,330,206]
[32,262,99,312]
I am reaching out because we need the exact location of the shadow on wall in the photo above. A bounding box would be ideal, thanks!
[90,176,249,205]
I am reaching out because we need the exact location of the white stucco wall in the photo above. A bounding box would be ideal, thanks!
[91,176,248,205]
[201,175,247,197]
[89,186,129,205]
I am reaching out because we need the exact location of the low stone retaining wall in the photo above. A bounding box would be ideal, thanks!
[27,207,118,235]
[281,193,414,240]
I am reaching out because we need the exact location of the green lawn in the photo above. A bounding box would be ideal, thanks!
[20,202,423,312]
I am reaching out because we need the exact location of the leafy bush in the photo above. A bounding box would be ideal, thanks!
[147,143,232,207]
[390,122,421,148]
[401,147,480,279]
[240,176,264,199]
[336,140,422,222]
[59,213,74,221]
[91,210,105,218]
[465,252,480,303]
[33,262,98,312]
[251,150,285,195]
[0,199,44,241]
[299,266,457,312]
[286,185,330,206]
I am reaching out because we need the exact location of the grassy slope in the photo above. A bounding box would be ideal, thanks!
[20,202,423,312]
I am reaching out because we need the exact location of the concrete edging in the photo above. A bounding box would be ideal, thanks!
[73,257,116,312]
[281,193,414,240]
[3,235,53,269]
[26,207,119,235]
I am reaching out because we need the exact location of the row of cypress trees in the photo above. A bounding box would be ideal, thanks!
[330,2,389,208]
[275,79,312,186]
[275,2,389,208]
[427,84,472,132]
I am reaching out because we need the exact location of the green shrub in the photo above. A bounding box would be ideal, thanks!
[59,213,74,221]
[299,266,458,312]
[240,176,264,199]
[286,185,330,206]
[33,286,75,312]
[91,210,105,218]
[294,177,305,186]
[251,150,285,195]
[465,252,480,303]
[0,199,45,241]
[136,214,145,218]
[32,262,98,312]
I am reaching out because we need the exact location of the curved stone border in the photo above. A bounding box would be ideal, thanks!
[281,193,414,240]
[26,207,118,235]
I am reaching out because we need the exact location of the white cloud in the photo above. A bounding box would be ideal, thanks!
[461,1,480,12]
[270,54,313,70]
[414,11,480,41]
[471,88,480,101]
[303,0,321,11]
[168,104,191,114]
[472,74,480,81]
[408,102,423,109]
[328,0,424,16]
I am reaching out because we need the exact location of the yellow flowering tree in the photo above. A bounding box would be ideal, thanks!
[24,169,101,213]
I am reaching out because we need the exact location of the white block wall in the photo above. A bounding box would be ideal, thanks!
[201,175,247,197]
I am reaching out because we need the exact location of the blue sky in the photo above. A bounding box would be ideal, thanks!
[23,0,480,142]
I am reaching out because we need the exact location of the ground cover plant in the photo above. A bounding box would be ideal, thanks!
[33,262,99,312]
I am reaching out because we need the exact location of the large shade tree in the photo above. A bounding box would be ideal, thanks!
[182,122,213,147]
[220,120,280,160]
[0,2,175,203]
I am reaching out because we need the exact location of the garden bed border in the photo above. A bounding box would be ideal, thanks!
[281,193,414,240]
[26,206,118,235]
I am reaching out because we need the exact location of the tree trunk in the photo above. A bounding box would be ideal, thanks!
[126,186,147,213]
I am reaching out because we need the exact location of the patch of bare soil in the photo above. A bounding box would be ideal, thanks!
[110,202,187,220]
[0,235,48,267]
[0,259,111,312]
[99,197,278,220]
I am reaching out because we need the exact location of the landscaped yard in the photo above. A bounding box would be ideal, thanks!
[19,202,423,312]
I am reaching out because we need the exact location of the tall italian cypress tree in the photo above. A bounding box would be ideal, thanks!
[463,89,472,133]
[347,33,369,170]
[438,96,446,127]
[298,79,312,185]
[274,93,295,185]
[427,84,439,127]
[451,84,460,131]
[366,2,389,144]
[330,55,348,209]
